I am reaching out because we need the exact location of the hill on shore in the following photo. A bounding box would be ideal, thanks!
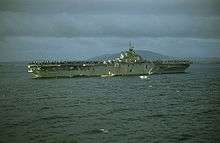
[88,50,169,61]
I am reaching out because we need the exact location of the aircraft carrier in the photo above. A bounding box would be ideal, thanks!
[27,43,191,78]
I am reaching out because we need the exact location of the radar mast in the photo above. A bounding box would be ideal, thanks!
[129,41,134,51]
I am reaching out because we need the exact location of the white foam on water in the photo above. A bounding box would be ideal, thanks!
[99,129,108,133]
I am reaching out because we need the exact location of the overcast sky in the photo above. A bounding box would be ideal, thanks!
[0,0,220,61]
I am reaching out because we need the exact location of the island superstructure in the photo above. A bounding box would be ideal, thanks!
[27,43,191,78]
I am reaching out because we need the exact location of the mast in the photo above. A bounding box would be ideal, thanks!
[129,41,134,51]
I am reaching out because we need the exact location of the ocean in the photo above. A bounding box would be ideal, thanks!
[0,63,219,143]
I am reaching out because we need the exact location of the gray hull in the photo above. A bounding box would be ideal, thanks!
[27,61,190,78]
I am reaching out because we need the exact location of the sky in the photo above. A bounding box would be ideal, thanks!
[0,0,220,61]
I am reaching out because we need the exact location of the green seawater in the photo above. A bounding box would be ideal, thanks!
[0,62,220,143]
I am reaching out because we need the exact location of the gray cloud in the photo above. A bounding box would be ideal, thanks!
[0,0,220,61]
[0,12,220,38]
[0,0,219,15]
